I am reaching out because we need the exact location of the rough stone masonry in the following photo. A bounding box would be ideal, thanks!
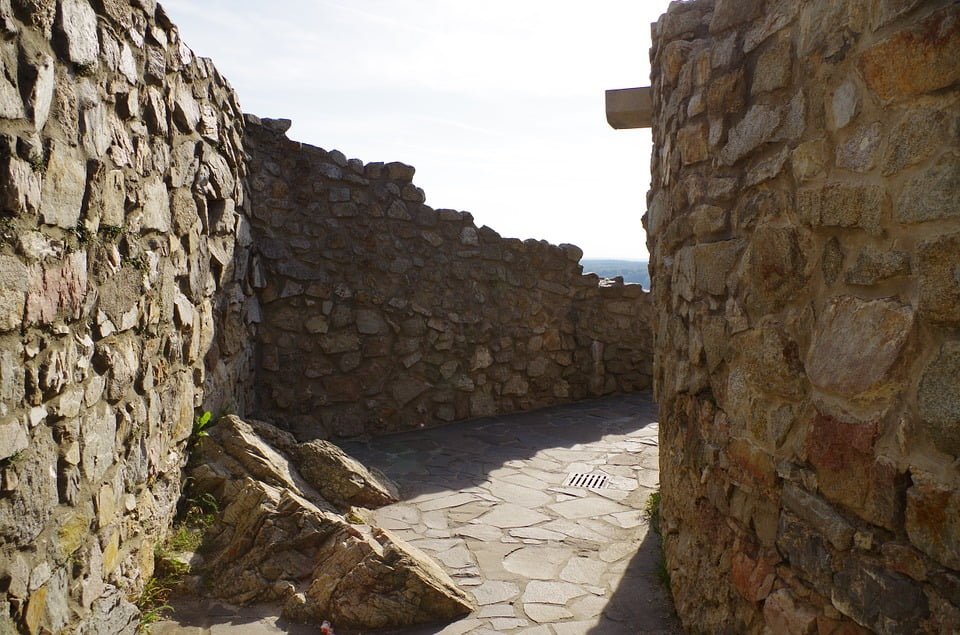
[245,118,652,441]
[0,0,652,632]
[0,0,257,632]
[646,0,960,632]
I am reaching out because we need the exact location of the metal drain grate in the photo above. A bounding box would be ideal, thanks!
[563,472,609,489]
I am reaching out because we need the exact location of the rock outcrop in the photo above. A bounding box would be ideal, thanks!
[646,0,960,633]
[188,415,473,629]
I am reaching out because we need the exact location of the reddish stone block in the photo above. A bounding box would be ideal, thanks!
[678,123,709,165]
[731,544,778,602]
[881,543,929,581]
[906,479,960,570]
[817,615,870,635]
[728,437,777,490]
[859,6,960,101]
[807,414,877,470]
[24,252,88,325]
[764,589,818,635]
[806,413,902,530]
[322,375,362,402]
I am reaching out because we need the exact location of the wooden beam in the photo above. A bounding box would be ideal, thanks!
[605,87,652,129]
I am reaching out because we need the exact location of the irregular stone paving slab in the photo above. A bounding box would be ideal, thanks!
[560,557,609,585]
[503,546,573,579]
[471,581,521,605]
[418,492,481,511]
[478,604,517,618]
[485,480,554,507]
[548,496,634,520]
[525,603,575,622]
[521,581,586,605]
[159,394,678,634]
[476,503,552,528]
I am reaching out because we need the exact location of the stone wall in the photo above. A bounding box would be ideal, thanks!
[0,1,255,632]
[647,0,959,632]
[246,118,653,440]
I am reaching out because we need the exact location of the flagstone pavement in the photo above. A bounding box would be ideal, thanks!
[154,393,679,634]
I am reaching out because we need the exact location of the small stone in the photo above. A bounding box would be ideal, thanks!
[460,227,479,246]
[763,589,818,635]
[739,226,804,317]
[39,143,86,228]
[172,82,201,132]
[918,342,960,457]
[751,36,791,94]
[836,122,882,172]
[781,483,854,550]
[805,295,913,398]
[829,80,858,130]
[832,555,929,632]
[790,138,827,182]
[720,105,781,165]
[906,476,960,570]
[319,332,360,354]
[59,0,98,65]
[0,416,28,461]
[896,154,960,224]
[745,147,789,186]
[693,239,742,297]
[797,182,884,235]
[677,123,708,165]
[918,233,960,327]
[27,54,55,130]
[845,248,911,285]
[355,310,386,335]
[0,255,28,331]
[777,512,834,588]
[710,0,762,33]
[305,316,329,334]
[386,162,415,180]
[390,376,430,406]
[883,109,954,175]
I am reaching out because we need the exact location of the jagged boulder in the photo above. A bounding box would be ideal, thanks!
[294,439,400,509]
[187,415,473,629]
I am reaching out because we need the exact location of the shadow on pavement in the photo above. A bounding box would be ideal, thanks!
[342,393,660,502]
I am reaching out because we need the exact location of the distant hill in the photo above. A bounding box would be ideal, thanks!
[581,260,650,289]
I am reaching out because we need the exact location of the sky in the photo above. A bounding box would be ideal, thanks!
[161,1,671,260]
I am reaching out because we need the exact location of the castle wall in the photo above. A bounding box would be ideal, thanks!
[647,0,960,632]
[245,118,653,440]
[0,1,255,631]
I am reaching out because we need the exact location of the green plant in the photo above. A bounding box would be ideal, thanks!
[192,411,214,441]
[75,61,97,77]
[345,510,366,525]
[134,575,173,632]
[100,224,124,242]
[645,490,662,536]
[644,491,672,593]
[73,221,89,245]
[166,525,203,553]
